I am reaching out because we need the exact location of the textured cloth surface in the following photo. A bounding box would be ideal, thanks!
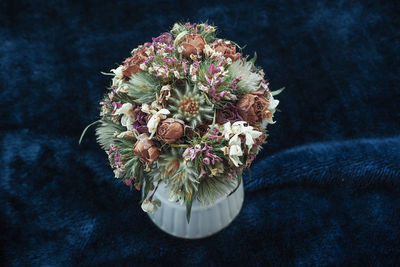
[1,0,400,266]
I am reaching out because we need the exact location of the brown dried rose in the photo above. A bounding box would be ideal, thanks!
[122,47,149,78]
[181,34,206,58]
[156,118,184,144]
[133,137,159,164]
[236,91,269,125]
[184,121,211,139]
[211,40,241,62]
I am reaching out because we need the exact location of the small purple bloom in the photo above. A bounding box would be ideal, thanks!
[205,74,211,84]
[152,32,173,48]
[201,143,222,165]
[108,145,122,167]
[108,144,117,155]
[165,46,175,52]
[114,150,122,167]
[163,57,174,66]
[203,157,210,165]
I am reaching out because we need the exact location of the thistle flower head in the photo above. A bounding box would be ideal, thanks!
[169,82,213,128]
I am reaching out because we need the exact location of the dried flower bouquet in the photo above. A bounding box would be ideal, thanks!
[81,22,282,222]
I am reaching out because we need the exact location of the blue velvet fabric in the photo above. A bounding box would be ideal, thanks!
[1,0,399,265]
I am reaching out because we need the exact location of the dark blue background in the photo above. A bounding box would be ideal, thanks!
[1,0,399,265]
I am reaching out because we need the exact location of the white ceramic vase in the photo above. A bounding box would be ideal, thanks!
[146,178,244,239]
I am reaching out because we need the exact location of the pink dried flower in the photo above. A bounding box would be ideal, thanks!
[108,145,122,167]
[230,76,242,89]
[183,147,201,161]
[186,22,196,30]
[111,101,122,116]
[152,32,173,48]
[208,64,220,75]
[144,56,155,64]
[201,143,222,165]
[208,127,221,140]
[165,46,175,52]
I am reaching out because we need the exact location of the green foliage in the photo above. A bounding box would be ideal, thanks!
[153,148,201,221]
[127,72,161,104]
[195,175,237,205]
[95,119,125,150]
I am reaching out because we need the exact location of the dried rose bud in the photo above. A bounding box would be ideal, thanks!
[156,118,184,144]
[133,137,160,164]
[236,91,269,125]
[181,34,206,58]
[122,47,149,78]
[211,40,241,62]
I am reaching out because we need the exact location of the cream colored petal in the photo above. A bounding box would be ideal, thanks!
[269,97,279,110]
[229,144,243,157]
[174,30,188,47]
[229,134,241,146]
[157,109,170,115]
[141,104,151,114]
[244,133,255,149]
[230,155,243,167]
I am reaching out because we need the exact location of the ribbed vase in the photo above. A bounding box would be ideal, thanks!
[146,179,244,239]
